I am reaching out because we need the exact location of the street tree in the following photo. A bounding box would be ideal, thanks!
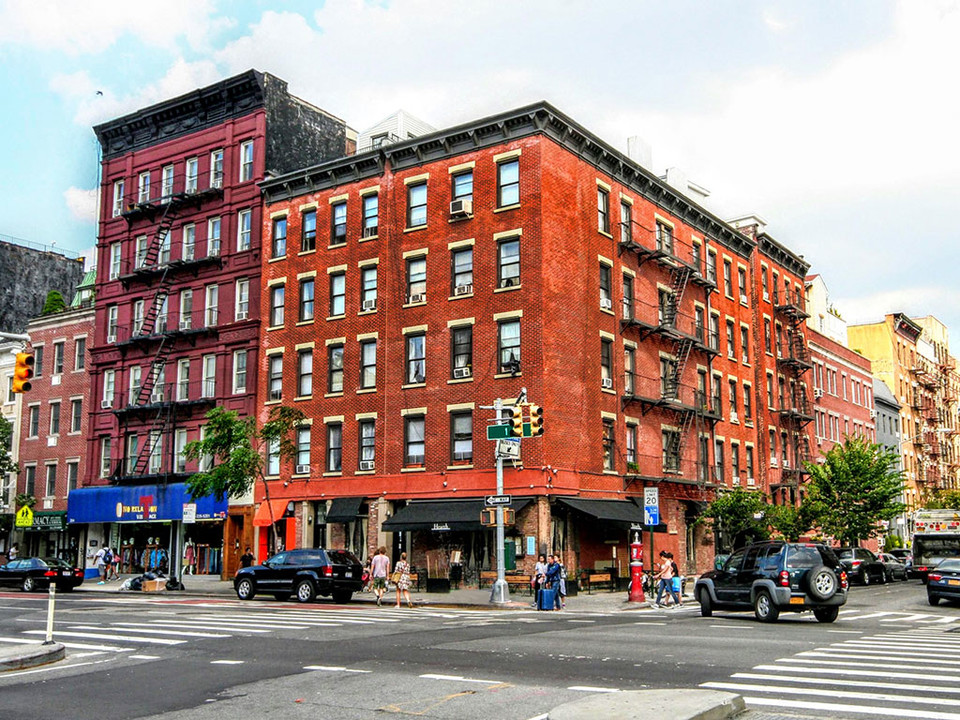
[184,405,305,547]
[0,416,18,478]
[41,290,66,315]
[701,487,770,551]
[925,489,960,510]
[804,436,905,546]
[767,497,820,542]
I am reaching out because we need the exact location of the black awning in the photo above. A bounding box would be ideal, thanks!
[383,497,532,533]
[325,496,365,523]
[556,497,668,532]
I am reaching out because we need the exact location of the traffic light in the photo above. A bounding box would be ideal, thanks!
[528,404,544,436]
[11,353,34,393]
[510,404,524,437]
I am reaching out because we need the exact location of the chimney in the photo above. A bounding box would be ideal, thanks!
[726,213,768,239]
[626,136,652,169]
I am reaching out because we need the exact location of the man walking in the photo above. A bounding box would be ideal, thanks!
[370,546,390,607]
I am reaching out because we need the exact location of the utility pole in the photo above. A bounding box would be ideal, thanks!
[490,397,509,604]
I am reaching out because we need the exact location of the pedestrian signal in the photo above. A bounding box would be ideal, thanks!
[510,404,524,437]
[12,353,34,393]
[528,404,543,436]
[480,508,497,526]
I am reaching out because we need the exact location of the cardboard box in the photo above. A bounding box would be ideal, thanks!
[141,579,166,593]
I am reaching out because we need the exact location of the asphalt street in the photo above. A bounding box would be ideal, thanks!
[0,580,956,720]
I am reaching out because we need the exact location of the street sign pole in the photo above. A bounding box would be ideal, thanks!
[491,397,510,604]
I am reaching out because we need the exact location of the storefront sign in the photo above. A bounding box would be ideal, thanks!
[431,523,451,532]
[23,512,67,532]
[182,503,197,524]
[67,483,227,524]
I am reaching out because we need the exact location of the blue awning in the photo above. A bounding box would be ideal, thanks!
[67,483,228,524]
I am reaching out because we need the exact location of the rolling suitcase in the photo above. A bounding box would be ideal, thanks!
[537,586,557,610]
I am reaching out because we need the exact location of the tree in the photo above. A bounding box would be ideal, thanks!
[701,487,770,551]
[0,416,18,478]
[804,436,905,546]
[924,489,960,510]
[767,498,820,542]
[183,405,305,547]
[41,290,66,315]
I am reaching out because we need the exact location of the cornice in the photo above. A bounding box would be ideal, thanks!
[757,233,810,278]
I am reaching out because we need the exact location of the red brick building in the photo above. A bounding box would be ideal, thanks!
[808,329,875,453]
[15,273,95,561]
[76,71,353,578]
[256,102,812,583]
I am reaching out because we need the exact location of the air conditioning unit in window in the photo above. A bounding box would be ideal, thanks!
[770,457,778,467]
[813,387,823,399]
[730,411,739,423]
[107,334,117,344]
[408,293,425,304]
[151,391,165,403]
[359,460,375,471]
[740,294,748,305]
[101,400,113,409]
[746,476,756,486]
[600,298,613,310]
[783,460,790,469]
[295,464,310,475]
[601,377,613,389]
[179,319,191,331]
[453,367,472,379]
[362,299,377,311]
[455,284,473,296]
[450,199,473,218]
[869,409,876,419]
[236,310,248,321]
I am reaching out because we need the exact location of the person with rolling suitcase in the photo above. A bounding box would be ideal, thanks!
[540,554,562,610]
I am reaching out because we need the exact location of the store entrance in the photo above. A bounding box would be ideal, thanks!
[183,521,224,575]
[114,523,172,575]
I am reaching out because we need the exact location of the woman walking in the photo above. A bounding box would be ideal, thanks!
[370,546,390,607]
[394,552,413,608]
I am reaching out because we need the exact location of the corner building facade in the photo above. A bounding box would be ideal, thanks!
[258,102,810,581]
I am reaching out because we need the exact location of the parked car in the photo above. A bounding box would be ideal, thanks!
[836,547,886,585]
[234,548,363,604]
[0,557,85,592]
[878,553,910,582]
[927,559,960,606]
[713,553,730,571]
[694,541,848,623]
[889,548,913,567]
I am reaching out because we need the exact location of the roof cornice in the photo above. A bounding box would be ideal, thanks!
[757,233,809,278]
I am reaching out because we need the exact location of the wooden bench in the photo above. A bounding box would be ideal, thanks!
[582,572,614,594]
[479,571,497,588]
[408,572,420,591]
[479,571,534,595]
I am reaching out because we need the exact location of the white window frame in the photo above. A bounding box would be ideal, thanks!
[103,370,115,405]
[237,209,251,251]
[129,365,142,399]
[204,284,219,327]
[210,149,224,189]
[138,171,150,203]
[207,217,221,257]
[112,179,125,217]
[107,306,118,342]
[182,223,196,261]
[100,437,112,478]
[232,350,247,394]
[177,358,190,401]
[179,289,193,330]
[175,428,188,473]
[135,235,148,269]
[235,279,249,320]
[161,164,174,200]
[184,157,198,194]
[202,354,216,398]
[109,242,122,280]
[239,140,254,182]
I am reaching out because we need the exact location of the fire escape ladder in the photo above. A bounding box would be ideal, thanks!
[669,264,693,308]
[671,338,694,397]
[131,403,173,477]
[133,338,173,406]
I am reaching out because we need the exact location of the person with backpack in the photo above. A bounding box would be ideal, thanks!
[94,546,109,584]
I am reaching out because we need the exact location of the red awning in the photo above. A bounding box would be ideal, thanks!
[253,499,289,527]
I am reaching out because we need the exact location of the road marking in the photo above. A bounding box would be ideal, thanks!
[136,621,272,633]
[129,655,161,660]
[745,696,960,720]
[524,715,549,720]
[846,612,895,621]
[72,625,230,638]
[420,674,503,685]
[917,617,960,624]
[567,686,621,693]
[778,657,960,673]
[732,672,960,695]
[703,681,960,708]
[810,648,960,663]
[23,630,185,645]
[755,664,960,682]
[210,660,244,665]
[0,660,101,677]
[826,630,862,634]
[880,613,934,622]
[567,620,595,623]
[0,636,129,652]
[303,665,372,673]
[633,622,666,626]
[710,624,754,629]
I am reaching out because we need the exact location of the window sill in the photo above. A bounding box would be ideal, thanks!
[356,469,375,475]
[359,234,378,243]
[404,225,427,234]
[296,320,315,326]
[403,301,427,309]
[326,314,346,322]
[268,256,286,263]
[729,419,740,425]
[67,431,81,437]
[447,464,474,470]
[358,309,377,316]
[322,471,342,478]
[494,285,521,294]
[600,307,614,317]
[233,388,247,395]
[266,325,284,332]
[298,249,317,256]
[402,383,426,389]
[493,204,520,214]
[598,230,613,239]
[447,377,473,385]
[448,293,473,301]
[601,388,616,395]
[494,372,521,379]
[327,243,347,251]
[294,395,312,402]
[603,470,619,476]
[401,466,426,473]
[357,388,377,394]
[291,473,310,479]
[324,392,344,399]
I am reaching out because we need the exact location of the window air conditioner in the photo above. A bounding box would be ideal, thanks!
[107,334,117,344]
[450,199,473,217]
[362,299,377,311]
[179,319,191,331]
[869,409,876,419]
[746,477,756,486]
[600,297,613,310]
[770,457,778,467]
[453,367,472,379]
[359,460,375,471]
[730,411,739,423]
[601,377,613,389]
[236,310,248,321]
[101,400,113,409]
[455,284,473,296]
[151,391,164,403]
[408,293,425,304]
[740,294,748,305]
[813,387,823,399]
[295,464,310,475]
[783,460,790,469]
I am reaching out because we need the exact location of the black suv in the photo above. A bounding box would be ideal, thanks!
[234,548,363,604]
[694,541,848,623]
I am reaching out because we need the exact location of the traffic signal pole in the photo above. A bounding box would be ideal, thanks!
[490,397,510,605]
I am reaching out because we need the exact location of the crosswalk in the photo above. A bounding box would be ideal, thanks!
[0,606,484,659]
[702,627,960,718]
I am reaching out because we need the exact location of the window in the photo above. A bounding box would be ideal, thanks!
[498,320,520,374]
[709,314,720,351]
[297,426,311,471]
[109,243,122,280]
[662,429,680,473]
[697,370,708,409]
[692,241,703,275]
[49,401,60,435]
[112,179,125,217]
[102,370,115,406]
[497,159,519,207]
[272,217,287,258]
[235,279,250,320]
[159,230,171,265]
[712,374,722,413]
[361,266,377,309]
[715,440,725,483]
[769,430,777,463]
[70,399,82,433]
[129,365,141,399]
[266,439,280,476]
[161,164,174,199]
[746,446,755,481]
[451,326,472,378]
[764,319,772,354]
[207,217,221,257]
[622,274,634,319]
[597,187,609,233]
[100,437,112,478]
[328,344,344,393]
[24,465,36,496]
[729,380,738,420]
[299,279,315,322]
[134,236,148,269]
[326,423,343,472]
[741,326,750,364]
[270,285,285,327]
[175,429,188,473]
[179,289,194,330]
[177,358,190,401]
[624,346,635,395]
[626,424,637,465]
[660,356,678,397]
[599,264,612,308]
[406,334,425,384]
[726,320,736,359]
[329,272,346,316]
[737,267,747,300]
[695,307,705,344]
[405,416,425,465]
[239,140,254,182]
[210,149,224,188]
[743,385,753,422]
[67,461,78,493]
[331,201,347,245]
[601,339,613,385]
[301,209,316,252]
[106,305,119,342]
[202,355,215,398]
[451,412,473,464]
[138,171,150,203]
[268,355,283,401]
[45,464,57,497]
[205,284,218,327]
[298,349,313,397]
[233,350,247,394]
[655,221,673,255]
[620,202,632,244]
[658,289,674,326]
[707,250,718,284]
[407,182,427,227]
[360,340,377,389]
[766,373,775,408]
[34,345,44,377]
[452,170,473,203]
[27,405,39,438]
[761,267,769,301]
[362,194,379,237]
[723,259,733,297]
[731,444,741,482]
[185,157,198,193]
[53,342,64,375]
[359,420,376,469]
[237,209,252,251]
[452,248,473,293]
[497,237,520,287]
[406,257,426,301]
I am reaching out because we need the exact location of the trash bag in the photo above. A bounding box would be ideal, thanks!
[165,579,184,591]
[128,577,143,592]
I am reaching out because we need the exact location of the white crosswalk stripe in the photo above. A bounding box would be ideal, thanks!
[702,627,960,718]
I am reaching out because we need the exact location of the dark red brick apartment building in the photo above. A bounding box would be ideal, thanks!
[256,103,811,582]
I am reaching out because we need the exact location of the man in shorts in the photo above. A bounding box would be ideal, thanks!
[370,546,390,607]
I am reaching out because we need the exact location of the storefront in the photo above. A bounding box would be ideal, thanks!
[17,512,77,565]
[67,483,227,579]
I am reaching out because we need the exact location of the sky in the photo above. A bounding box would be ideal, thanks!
[1,0,958,337]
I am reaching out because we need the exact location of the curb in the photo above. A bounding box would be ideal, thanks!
[0,642,65,672]
[548,689,745,720]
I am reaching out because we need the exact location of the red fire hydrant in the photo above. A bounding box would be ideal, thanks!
[628,531,645,603]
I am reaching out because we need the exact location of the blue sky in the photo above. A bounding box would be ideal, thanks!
[1,0,958,333]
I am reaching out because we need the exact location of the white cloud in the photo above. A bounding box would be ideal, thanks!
[63,186,97,223]
[837,286,960,326]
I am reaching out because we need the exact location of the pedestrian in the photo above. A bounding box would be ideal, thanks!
[108,547,120,580]
[94,545,108,584]
[532,554,548,608]
[653,551,679,607]
[370,546,390,607]
[669,552,683,606]
[546,554,563,610]
[7,544,18,562]
[394,552,413,608]
[557,556,568,609]
[239,546,255,569]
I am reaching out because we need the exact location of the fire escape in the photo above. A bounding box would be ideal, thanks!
[619,220,720,488]
[772,287,813,498]
[941,356,960,489]
[913,358,942,490]
[110,171,223,483]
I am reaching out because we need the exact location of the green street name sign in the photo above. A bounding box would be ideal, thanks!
[486,424,512,440]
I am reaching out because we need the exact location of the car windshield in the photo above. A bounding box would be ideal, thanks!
[936,559,960,572]
[785,546,821,568]
[326,550,360,566]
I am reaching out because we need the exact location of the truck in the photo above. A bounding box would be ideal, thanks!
[911,509,960,582]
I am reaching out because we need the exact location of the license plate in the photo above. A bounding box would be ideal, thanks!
[789,596,805,605]
[61,571,71,576]
[948,579,960,586]
[345,572,352,578]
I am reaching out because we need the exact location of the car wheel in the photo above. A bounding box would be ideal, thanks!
[884,570,892,584]
[236,577,256,600]
[929,594,940,606]
[862,570,871,586]
[295,579,316,603]
[332,589,353,604]
[697,587,713,617]
[754,590,779,623]
[806,567,838,601]
[902,571,909,582]
[813,606,839,623]
[22,577,36,593]
[273,593,290,602]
